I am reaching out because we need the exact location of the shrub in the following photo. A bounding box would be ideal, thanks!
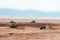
[31,20,36,23]
[9,33,14,35]
[10,21,17,28]
[49,27,55,30]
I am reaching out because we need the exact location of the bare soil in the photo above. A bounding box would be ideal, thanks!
[0,27,60,40]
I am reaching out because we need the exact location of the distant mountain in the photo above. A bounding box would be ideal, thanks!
[0,8,60,18]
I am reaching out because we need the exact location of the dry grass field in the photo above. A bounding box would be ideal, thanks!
[0,27,60,40]
[0,18,60,40]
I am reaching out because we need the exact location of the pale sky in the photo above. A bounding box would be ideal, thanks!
[0,0,60,11]
[0,0,60,18]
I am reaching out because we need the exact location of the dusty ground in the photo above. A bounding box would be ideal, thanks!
[0,18,60,40]
[0,18,60,24]
[0,27,60,40]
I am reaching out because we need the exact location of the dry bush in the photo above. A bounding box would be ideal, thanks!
[48,27,58,30]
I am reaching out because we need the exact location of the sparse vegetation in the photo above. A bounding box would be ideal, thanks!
[10,21,17,28]
[9,33,15,35]
[31,20,36,23]
[49,27,56,30]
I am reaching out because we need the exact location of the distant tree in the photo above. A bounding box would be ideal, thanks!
[10,21,17,28]
[31,20,36,23]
